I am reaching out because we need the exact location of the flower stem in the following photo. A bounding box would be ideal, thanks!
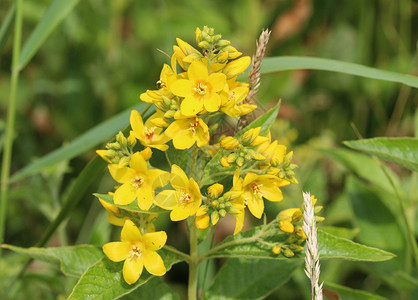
[188,217,198,300]
[0,0,23,257]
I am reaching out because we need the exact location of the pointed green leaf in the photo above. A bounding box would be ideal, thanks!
[1,244,103,277]
[319,226,360,240]
[199,101,281,186]
[68,248,183,299]
[121,277,180,300]
[202,225,394,262]
[94,193,168,215]
[344,137,418,172]
[10,103,151,183]
[165,146,190,174]
[205,258,301,300]
[18,0,81,70]
[259,56,418,88]
[318,230,395,261]
[325,282,389,300]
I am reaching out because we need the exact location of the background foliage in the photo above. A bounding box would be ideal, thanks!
[0,0,417,299]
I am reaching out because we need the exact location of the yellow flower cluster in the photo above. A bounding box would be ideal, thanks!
[95,26,302,284]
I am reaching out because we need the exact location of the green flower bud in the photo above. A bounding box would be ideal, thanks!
[236,157,244,167]
[219,209,227,217]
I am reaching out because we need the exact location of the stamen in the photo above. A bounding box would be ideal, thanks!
[131,176,144,189]
[128,245,142,260]
[193,82,207,95]
[250,182,263,195]
[156,79,166,89]
[189,120,200,134]
[144,127,156,140]
[179,192,193,205]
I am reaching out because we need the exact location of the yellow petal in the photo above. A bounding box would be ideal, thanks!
[136,185,154,211]
[143,231,167,251]
[164,119,189,138]
[107,212,126,226]
[187,61,208,82]
[142,250,166,276]
[123,257,143,285]
[203,92,221,112]
[261,182,283,202]
[170,206,190,221]
[195,214,210,230]
[170,165,189,190]
[173,129,196,149]
[114,183,136,205]
[121,219,142,242]
[195,128,209,147]
[148,169,170,189]
[242,172,259,187]
[129,152,148,172]
[130,110,144,139]
[246,193,264,219]
[180,96,204,116]
[208,73,226,92]
[171,79,193,97]
[154,190,178,209]
[108,164,136,184]
[233,209,245,235]
[103,241,130,262]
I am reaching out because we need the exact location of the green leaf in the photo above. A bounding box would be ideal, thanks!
[17,0,81,70]
[199,101,281,186]
[205,258,301,300]
[203,224,394,262]
[10,103,151,183]
[317,230,395,261]
[325,282,389,300]
[1,244,103,277]
[68,248,183,299]
[344,137,418,172]
[121,277,180,300]
[0,3,15,53]
[260,56,418,88]
[165,146,190,174]
[94,193,168,215]
[319,226,360,240]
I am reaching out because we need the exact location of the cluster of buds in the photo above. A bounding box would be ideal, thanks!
[96,131,137,166]
[195,183,243,231]
[271,195,324,257]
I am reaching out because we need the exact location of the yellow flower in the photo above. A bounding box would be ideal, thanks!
[195,206,210,230]
[164,116,209,149]
[220,136,239,150]
[229,168,246,234]
[108,152,169,210]
[98,194,129,226]
[240,173,285,219]
[220,81,256,117]
[170,60,226,116]
[154,165,202,221]
[103,219,167,285]
[173,38,201,70]
[223,56,251,78]
[130,110,170,151]
[278,208,302,233]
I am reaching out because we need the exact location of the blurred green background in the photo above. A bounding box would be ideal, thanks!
[0,0,417,299]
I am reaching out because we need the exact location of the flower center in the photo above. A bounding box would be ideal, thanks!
[144,127,156,140]
[128,245,142,260]
[189,120,200,134]
[229,91,236,102]
[131,176,144,189]
[250,182,263,195]
[193,82,207,95]
[179,192,193,205]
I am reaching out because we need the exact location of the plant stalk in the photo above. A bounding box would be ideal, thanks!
[0,0,23,256]
[188,219,198,300]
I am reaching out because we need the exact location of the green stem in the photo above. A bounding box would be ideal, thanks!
[164,245,191,263]
[188,218,198,300]
[379,158,418,273]
[0,0,23,256]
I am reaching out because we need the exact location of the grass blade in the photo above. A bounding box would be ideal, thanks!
[0,3,15,53]
[260,56,418,88]
[17,0,81,70]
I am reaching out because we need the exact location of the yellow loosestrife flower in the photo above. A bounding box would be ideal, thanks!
[170,60,226,116]
[103,219,167,285]
[130,110,170,151]
[98,194,129,226]
[109,152,169,210]
[240,173,286,219]
[164,116,209,149]
[154,165,202,221]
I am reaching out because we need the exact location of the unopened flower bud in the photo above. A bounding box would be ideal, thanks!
[289,244,304,252]
[272,245,281,255]
[198,41,210,49]
[127,131,137,148]
[107,142,121,150]
[217,39,230,47]
[211,211,220,225]
[283,248,295,258]
[220,156,230,168]
[219,209,227,218]
[140,147,152,161]
[241,127,261,145]
[223,56,251,78]
[220,136,239,150]
[164,110,176,119]
[150,117,170,128]
[208,183,224,198]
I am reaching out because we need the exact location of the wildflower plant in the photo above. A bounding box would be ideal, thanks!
[2,24,402,300]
